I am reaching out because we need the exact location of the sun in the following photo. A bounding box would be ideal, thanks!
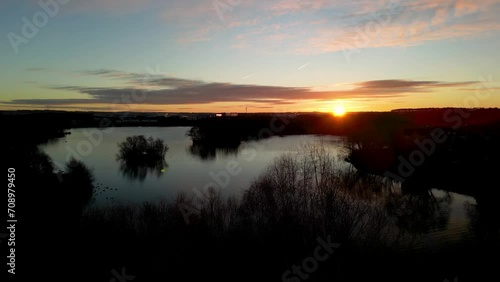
[333,104,346,117]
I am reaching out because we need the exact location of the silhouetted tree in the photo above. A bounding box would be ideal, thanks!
[62,158,95,208]
[117,135,168,161]
[117,135,169,180]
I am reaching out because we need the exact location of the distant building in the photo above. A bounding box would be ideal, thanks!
[217,113,238,117]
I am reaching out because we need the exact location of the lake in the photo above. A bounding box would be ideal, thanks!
[41,127,347,204]
[40,126,482,251]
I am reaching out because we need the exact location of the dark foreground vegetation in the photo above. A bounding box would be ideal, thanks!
[2,109,500,281]
[4,141,499,282]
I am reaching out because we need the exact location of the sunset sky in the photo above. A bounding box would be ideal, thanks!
[0,0,499,112]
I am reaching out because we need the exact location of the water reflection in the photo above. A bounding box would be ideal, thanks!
[385,190,452,234]
[40,128,500,244]
[188,143,239,161]
[117,158,168,181]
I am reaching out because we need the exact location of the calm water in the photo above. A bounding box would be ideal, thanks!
[41,127,346,204]
[41,127,479,248]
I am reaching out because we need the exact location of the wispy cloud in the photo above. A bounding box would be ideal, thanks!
[3,69,480,108]
[356,80,477,89]
[21,0,497,54]
[266,0,340,16]
[171,0,499,54]
[297,62,311,70]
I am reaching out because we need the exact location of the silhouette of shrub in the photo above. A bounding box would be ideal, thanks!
[117,135,168,162]
[62,158,95,207]
[116,135,169,180]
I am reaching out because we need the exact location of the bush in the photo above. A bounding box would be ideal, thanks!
[117,135,168,162]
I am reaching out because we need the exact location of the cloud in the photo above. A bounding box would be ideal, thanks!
[356,80,477,89]
[175,24,217,43]
[13,0,494,53]
[3,69,480,108]
[268,0,315,15]
[76,69,144,81]
[454,0,479,16]
[432,7,450,25]
[198,0,499,54]
[75,68,200,88]
[266,0,344,16]
[79,69,119,76]
[302,0,499,53]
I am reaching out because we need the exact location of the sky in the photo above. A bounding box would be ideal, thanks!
[0,0,499,113]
